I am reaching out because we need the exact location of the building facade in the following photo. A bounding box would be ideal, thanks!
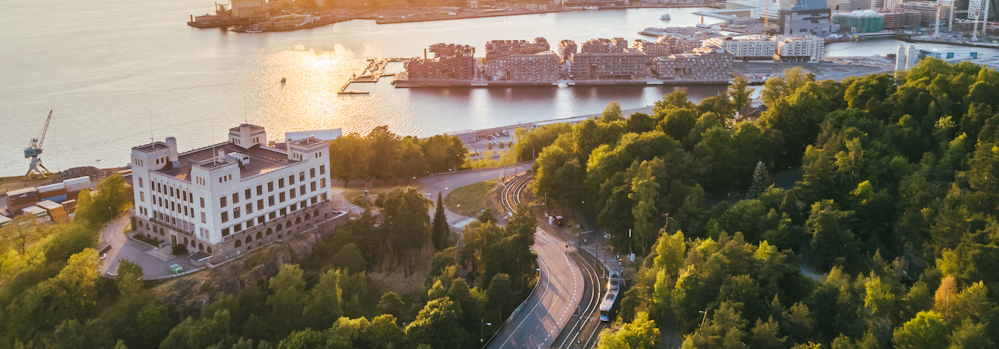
[571,38,649,80]
[558,39,578,63]
[485,38,551,61]
[406,43,476,80]
[704,36,777,60]
[130,124,336,264]
[652,47,734,82]
[632,35,704,57]
[484,53,560,82]
[775,35,825,62]
[777,0,834,35]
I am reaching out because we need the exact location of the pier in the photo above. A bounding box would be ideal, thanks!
[337,57,414,95]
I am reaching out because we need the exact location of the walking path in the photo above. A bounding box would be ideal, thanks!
[99,214,197,279]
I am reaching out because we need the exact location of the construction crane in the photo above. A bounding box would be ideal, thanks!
[24,110,53,179]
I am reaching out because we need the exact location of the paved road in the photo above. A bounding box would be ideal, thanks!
[489,229,584,349]
[416,163,530,228]
[100,214,197,279]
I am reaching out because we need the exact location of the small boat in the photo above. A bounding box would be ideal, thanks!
[583,6,598,10]
[660,13,671,20]
[281,77,287,83]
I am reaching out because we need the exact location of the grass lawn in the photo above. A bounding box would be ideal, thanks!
[444,180,496,217]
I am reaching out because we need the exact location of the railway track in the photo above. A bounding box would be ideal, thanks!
[499,173,606,348]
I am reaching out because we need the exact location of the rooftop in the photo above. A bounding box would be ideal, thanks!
[157,142,297,181]
[133,142,170,153]
[229,123,265,133]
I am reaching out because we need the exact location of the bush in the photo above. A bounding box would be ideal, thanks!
[171,244,188,255]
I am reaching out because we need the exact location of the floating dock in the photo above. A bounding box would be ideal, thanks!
[338,57,413,95]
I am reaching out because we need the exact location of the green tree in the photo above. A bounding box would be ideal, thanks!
[381,188,431,276]
[331,243,368,273]
[405,298,470,349]
[948,319,996,349]
[892,311,948,349]
[304,268,343,330]
[159,309,231,349]
[328,133,370,186]
[378,291,406,320]
[602,101,624,122]
[630,158,664,254]
[137,304,172,348]
[267,264,307,333]
[115,259,144,297]
[746,161,770,199]
[729,76,752,113]
[432,192,449,251]
[597,311,661,349]
[806,200,857,270]
[487,273,516,318]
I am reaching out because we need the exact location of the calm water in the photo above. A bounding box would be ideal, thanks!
[0,0,993,176]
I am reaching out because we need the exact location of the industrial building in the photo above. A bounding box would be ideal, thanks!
[484,53,560,82]
[652,47,734,82]
[775,35,825,62]
[571,38,650,80]
[129,124,340,264]
[704,36,777,60]
[406,43,477,80]
[832,10,885,32]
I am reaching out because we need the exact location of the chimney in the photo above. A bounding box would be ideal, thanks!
[218,149,226,162]
[166,137,180,167]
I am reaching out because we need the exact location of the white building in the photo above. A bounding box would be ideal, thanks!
[704,36,777,60]
[130,124,338,263]
[775,35,825,62]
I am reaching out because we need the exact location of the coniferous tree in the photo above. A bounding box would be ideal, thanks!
[747,161,770,199]
[432,192,448,251]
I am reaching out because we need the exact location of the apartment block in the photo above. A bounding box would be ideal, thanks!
[485,38,551,61]
[130,124,340,264]
[704,36,777,60]
[571,38,649,80]
[406,43,476,80]
[775,35,825,62]
[653,47,734,82]
[484,53,560,82]
[632,35,704,57]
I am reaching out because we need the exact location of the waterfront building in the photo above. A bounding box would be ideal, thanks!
[704,36,777,61]
[881,11,922,30]
[652,47,734,82]
[831,0,871,11]
[775,35,825,62]
[406,43,476,80]
[558,40,578,63]
[561,0,628,7]
[778,0,835,35]
[832,10,885,32]
[571,38,649,80]
[632,35,703,57]
[129,124,338,264]
[485,38,551,61]
[231,0,264,18]
[484,53,560,82]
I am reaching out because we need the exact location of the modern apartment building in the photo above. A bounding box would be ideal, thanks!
[778,0,834,35]
[406,43,476,80]
[652,47,734,82]
[130,124,337,264]
[485,38,551,61]
[704,36,777,61]
[775,35,825,62]
[632,35,704,57]
[558,40,578,63]
[484,53,560,82]
[571,38,649,80]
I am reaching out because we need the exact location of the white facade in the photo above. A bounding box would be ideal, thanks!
[704,36,777,60]
[775,35,825,62]
[130,124,333,260]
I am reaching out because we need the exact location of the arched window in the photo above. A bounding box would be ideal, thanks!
[295,217,302,224]
[235,240,242,247]
[199,243,204,251]
[246,235,253,243]
[286,222,292,229]
[190,239,195,247]
[276,225,283,231]
[256,231,263,239]
[267,228,273,235]
[184,237,189,245]
[305,213,311,220]
[314,210,319,217]
[207,246,213,254]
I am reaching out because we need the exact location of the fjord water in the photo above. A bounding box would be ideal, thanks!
[0,0,986,175]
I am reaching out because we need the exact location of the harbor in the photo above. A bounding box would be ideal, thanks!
[338,58,412,95]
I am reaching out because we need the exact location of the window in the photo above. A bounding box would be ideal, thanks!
[257,216,265,224]
[278,179,284,188]
[268,212,276,219]
[202,212,206,223]
[269,196,275,206]
[139,178,144,188]
[246,219,254,228]
[289,175,295,185]
[220,196,227,207]
[232,193,239,204]
[311,182,316,192]
[279,192,286,202]
[140,192,145,202]
[257,199,263,210]
[246,203,253,214]
[221,211,229,223]
[268,182,274,191]
[299,171,305,181]
[222,228,230,236]
[310,168,315,178]
[320,178,326,188]
[280,208,287,216]
[320,165,325,175]
[290,190,296,199]
[245,189,252,200]
[200,197,205,208]
[257,185,263,196]
[300,185,306,196]
[233,207,241,219]
[183,206,188,216]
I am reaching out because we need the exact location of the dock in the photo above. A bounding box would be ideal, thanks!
[338,57,414,95]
